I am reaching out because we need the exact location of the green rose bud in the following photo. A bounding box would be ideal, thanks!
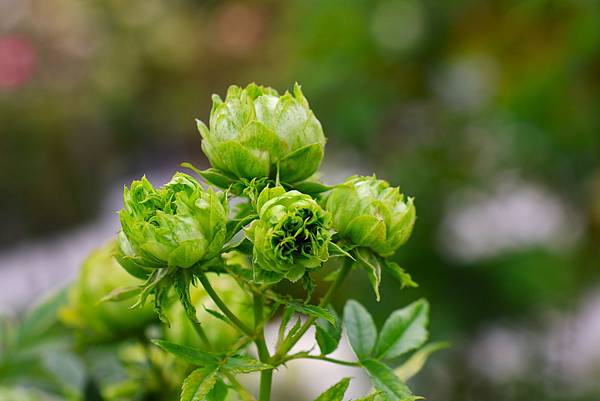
[118,173,227,269]
[245,187,331,283]
[59,240,155,341]
[197,83,326,183]
[326,175,416,257]
[164,273,252,352]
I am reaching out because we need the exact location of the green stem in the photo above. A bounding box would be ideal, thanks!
[284,354,360,367]
[190,321,213,350]
[180,276,257,401]
[274,259,352,361]
[198,272,254,337]
[254,293,273,401]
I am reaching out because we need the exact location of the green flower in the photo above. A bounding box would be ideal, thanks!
[164,273,252,352]
[245,187,331,283]
[118,173,227,269]
[326,175,416,257]
[197,83,325,184]
[59,241,155,341]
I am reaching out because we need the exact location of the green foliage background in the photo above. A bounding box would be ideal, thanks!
[1,0,600,400]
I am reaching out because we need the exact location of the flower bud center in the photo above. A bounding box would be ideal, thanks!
[270,207,326,263]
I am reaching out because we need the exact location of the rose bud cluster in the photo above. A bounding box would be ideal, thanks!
[118,173,227,269]
[245,187,331,283]
[197,83,326,184]
[326,175,416,257]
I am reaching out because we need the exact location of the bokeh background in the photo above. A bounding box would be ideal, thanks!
[1,0,600,400]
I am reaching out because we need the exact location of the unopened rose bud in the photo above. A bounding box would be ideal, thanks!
[326,176,416,257]
[245,187,331,283]
[197,83,325,184]
[118,173,228,269]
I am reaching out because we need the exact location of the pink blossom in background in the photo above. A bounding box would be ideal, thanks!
[0,35,36,89]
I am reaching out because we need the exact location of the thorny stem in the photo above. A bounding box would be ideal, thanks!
[273,259,352,362]
[254,293,273,401]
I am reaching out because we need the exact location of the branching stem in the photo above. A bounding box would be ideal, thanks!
[283,353,360,367]
[273,259,352,362]
[174,273,255,401]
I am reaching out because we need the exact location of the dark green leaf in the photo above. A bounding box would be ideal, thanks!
[395,342,449,381]
[315,305,342,355]
[374,299,429,360]
[383,262,417,289]
[97,286,140,305]
[151,340,219,366]
[180,367,219,401]
[225,355,273,373]
[361,359,421,401]
[343,300,377,360]
[314,377,351,401]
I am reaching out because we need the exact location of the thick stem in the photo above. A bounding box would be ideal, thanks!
[254,293,273,401]
[198,272,254,337]
[274,259,352,360]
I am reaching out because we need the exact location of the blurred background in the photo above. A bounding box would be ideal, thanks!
[1,0,600,400]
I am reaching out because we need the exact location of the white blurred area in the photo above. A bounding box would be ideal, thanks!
[468,289,600,396]
[438,174,582,263]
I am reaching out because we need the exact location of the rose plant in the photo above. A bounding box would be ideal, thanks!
[0,83,444,401]
[105,82,443,401]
